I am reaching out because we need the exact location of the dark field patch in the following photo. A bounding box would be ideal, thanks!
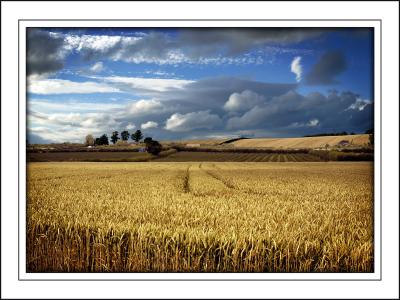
[27,151,152,162]
[155,152,322,162]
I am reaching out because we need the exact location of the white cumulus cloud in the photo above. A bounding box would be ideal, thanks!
[165,110,222,132]
[141,121,158,130]
[347,98,372,111]
[126,99,164,116]
[307,118,319,127]
[126,123,136,130]
[224,90,265,112]
[290,56,302,82]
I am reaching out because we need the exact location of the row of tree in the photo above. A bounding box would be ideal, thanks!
[304,131,356,137]
[112,130,144,144]
[85,130,145,146]
[84,130,162,155]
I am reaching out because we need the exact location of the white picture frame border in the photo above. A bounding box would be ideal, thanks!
[1,1,398,299]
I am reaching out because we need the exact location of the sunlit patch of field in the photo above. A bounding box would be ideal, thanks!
[232,134,370,148]
[27,162,373,272]
[162,139,228,146]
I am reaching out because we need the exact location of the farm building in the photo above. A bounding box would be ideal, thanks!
[337,140,351,147]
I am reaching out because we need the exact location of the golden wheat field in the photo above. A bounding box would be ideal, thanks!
[27,162,373,272]
[232,134,370,149]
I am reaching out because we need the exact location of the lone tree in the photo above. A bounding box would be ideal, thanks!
[365,128,373,134]
[365,129,374,146]
[111,131,120,144]
[131,130,143,143]
[85,134,95,146]
[143,137,153,144]
[144,138,162,155]
[121,130,130,141]
[95,134,109,145]
[369,133,374,146]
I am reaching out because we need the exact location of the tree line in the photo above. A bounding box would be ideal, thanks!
[85,130,144,146]
[304,131,357,137]
[85,130,162,155]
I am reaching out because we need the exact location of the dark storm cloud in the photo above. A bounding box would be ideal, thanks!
[27,29,66,75]
[305,50,347,85]
[110,77,297,135]
[225,89,373,134]
[106,76,372,139]
[157,77,297,112]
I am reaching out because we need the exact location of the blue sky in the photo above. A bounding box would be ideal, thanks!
[27,28,373,143]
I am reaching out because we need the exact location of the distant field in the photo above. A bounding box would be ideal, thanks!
[156,151,321,162]
[232,134,370,149]
[27,162,373,272]
[26,134,372,162]
[162,139,228,146]
[27,135,371,153]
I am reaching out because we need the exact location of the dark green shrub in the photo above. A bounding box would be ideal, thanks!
[145,140,162,155]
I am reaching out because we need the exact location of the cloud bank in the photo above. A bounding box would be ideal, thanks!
[27,30,67,75]
[28,76,373,143]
